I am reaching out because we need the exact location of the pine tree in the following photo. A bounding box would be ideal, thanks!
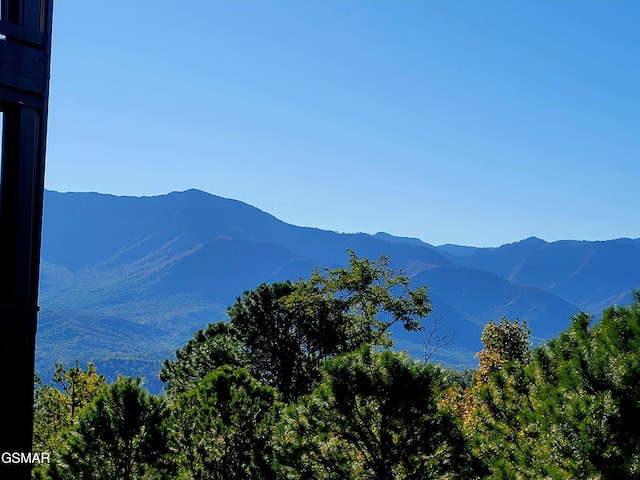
[46,377,170,480]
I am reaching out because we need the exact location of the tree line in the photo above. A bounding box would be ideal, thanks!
[32,251,640,479]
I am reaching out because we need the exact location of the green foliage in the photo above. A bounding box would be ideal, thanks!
[160,321,245,396]
[161,251,432,402]
[277,347,480,479]
[33,362,107,456]
[469,299,640,479]
[42,256,640,479]
[440,367,476,390]
[529,302,640,479]
[227,280,334,402]
[166,366,278,480]
[438,318,532,459]
[295,250,431,346]
[476,317,531,385]
[471,358,540,479]
[155,251,442,478]
[46,377,170,480]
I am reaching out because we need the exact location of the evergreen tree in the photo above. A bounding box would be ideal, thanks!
[32,362,108,478]
[529,299,640,479]
[465,296,640,478]
[160,321,245,396]
[161,250,432,402]
[277,347,480,479]
[46,377,170,480]
[166,366,278,480]
[439,317,536,477]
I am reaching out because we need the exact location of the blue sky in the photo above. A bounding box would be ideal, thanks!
[44,1,640,247]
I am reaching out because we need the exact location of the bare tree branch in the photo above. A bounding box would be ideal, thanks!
[423,317,457,363]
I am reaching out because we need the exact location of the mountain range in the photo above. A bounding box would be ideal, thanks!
[36,189,640,392]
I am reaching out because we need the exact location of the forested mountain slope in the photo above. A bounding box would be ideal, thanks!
[36,189,639,390]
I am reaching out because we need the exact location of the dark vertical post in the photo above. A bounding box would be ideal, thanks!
[0,0,53,477]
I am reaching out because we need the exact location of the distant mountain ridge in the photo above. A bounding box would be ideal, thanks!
[36,189,640,392]
[435,236,640,312]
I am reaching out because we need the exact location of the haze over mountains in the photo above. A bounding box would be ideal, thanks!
[36,189,640,392]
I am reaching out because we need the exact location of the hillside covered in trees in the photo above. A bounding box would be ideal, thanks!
[37,190,640,392]
[32,253,640,479]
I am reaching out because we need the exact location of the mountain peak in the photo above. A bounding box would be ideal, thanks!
[374,232,429,246]
[500,236,548,248]
[522,236,546,243]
